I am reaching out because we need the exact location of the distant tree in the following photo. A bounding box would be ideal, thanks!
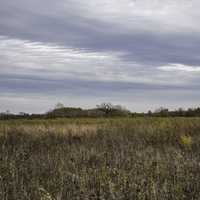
[176,108,185,116]
[96,103,113,115]
[186,108,194,117]
[148,110,152,116]
[55,103,64,109]
[19,112,29,116]
[154,107,169,117]
[6,110,10,115]
[96,103,130,116]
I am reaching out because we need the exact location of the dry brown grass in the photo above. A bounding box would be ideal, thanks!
[1,117,200,199]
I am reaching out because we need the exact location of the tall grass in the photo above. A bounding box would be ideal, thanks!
[1,117,200,199]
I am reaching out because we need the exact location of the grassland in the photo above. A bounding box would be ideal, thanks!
[1,117,200,200]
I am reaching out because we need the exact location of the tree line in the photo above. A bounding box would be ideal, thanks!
[1,103,200,120]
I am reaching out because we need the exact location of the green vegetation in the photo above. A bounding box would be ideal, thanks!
[1,117,200,199]
[0,103,131,120]
[2,103,200,120]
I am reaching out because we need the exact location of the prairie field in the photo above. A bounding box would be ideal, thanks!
[1,117,200,200]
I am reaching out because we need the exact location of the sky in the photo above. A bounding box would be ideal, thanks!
[0,0,200,113]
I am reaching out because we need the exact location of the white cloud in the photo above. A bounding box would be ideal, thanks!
[66,0,200,34]
[158,63,200,72]
[1,36,200,88]
[0,36,124,81]
[0,36,153,84]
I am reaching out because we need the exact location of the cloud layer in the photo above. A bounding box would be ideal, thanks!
[0,0,200,112]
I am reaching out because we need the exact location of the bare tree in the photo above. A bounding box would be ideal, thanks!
[96,103,113,115]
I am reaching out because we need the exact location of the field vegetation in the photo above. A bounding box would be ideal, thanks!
[1,117,200,199]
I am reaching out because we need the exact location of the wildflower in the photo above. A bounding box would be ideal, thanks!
[180,135,192,147]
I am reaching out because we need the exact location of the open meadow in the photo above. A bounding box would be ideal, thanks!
[1,117,200,200]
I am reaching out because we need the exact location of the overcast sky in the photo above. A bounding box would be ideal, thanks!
[0,0,200,113]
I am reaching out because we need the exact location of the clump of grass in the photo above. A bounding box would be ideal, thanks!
[38,187,54,200]
[180,135,193,147]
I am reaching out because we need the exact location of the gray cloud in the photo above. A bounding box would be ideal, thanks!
[0,0,200,112]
